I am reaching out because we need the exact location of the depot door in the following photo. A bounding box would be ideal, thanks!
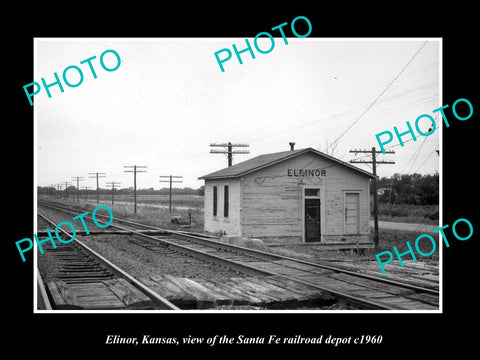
[345,192,360,234]
[305,198,321,242]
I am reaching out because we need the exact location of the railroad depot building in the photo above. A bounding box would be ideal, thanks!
[199,146,377,248]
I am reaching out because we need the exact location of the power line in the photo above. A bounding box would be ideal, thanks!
[327,41,429,152]
[71,176,85,203]
[210,142,250,167]
[245,61,438,148]
[399,115,438,174]
[105,181,121,205]
[89,172,106,204]
[350,147,395,248]
[159,175,183,213]
[398,135,429,175]
[63,181,71,199]
[83,186,92,202]
[123,165,147,214]
[413,150,437,174]
[55,184,61,199]
[407,138,428,174]
[383,137,416,151]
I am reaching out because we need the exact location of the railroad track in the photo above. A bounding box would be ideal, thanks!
[37,200,440,310]
[36,211,179,310]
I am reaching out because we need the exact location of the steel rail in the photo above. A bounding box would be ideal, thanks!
[37,212,180,310]
[38,200,439,295]
[81,218,400,310]
[37,269,52,310]
[37,202,438,310]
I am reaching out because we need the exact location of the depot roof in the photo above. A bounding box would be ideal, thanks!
[198,147,377,180]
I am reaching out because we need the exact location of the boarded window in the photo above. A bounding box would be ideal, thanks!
[224,185,229,218]
[213,186,217,216]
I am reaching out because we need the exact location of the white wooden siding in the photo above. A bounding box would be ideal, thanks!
[203,151,372,243]
[345,192,360,234]
[204,179,241,235]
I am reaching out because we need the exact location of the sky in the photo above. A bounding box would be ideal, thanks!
[35,38,440,190]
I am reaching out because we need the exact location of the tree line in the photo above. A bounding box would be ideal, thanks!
[38,185,205,196]
[373,173,439,206]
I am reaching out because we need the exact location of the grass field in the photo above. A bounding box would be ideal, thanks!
[93,194,204,209]
[48,197,205,232]
[92,195,438,224]
[219,228,439,265]
[52,194,438,224]
[374,202,439,224]
[41,195,439,266]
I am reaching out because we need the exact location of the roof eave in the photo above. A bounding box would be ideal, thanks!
[198,147,378,180]
[198,149,310,180]
[198,175,238,180]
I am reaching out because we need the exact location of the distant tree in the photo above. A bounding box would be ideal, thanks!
[320,136,339,157]
[417,172,439,205]
[373,173,439,206]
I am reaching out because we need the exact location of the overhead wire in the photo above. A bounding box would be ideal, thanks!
[244,54,438,150]
[413,150,437,174]
[407,137,428,174]
[325,41,429,152]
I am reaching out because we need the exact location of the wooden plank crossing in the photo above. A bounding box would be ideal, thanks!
[198,278,266,304]
[38,204,438,311]
[323,260,439,290]
[230,258,439,310]
[139,275,335,309]
[140,275,197,307]
[137,254,438,310]
[328,272,439,307]
[46,279,153,310]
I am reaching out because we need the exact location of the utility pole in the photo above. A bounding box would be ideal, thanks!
[89,172,106,204]
[71,176,85,203]
[210,142,250,167]
[48,184,55,198]
[123,165,147,214]
[63,181,70,200]
[159,175,183,213]
[388,176,395,218]
[349,147,395,248]
[105,181,121,205]
[83,186,92,202]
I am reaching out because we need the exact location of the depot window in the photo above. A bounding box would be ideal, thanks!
[213,186,217,216]
[305,188,319,197]
[224,185,229,218]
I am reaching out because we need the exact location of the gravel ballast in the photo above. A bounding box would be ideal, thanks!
[80,233,246,281]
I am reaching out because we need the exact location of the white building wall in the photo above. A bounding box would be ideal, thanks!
[240,152,371,243]
[204,178,241,236]
[202,151,372,244]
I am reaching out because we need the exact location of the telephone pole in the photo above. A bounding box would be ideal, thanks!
[89,172,106,204]
[63,181,70,200]
[83,186,92,202]
[349,147,395,248]
[48,184,55,198]
[210,142,250,167]
[71,176,85,203]
[123,165,147,214]
[159,175,183,213]
[105,181,121,205]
